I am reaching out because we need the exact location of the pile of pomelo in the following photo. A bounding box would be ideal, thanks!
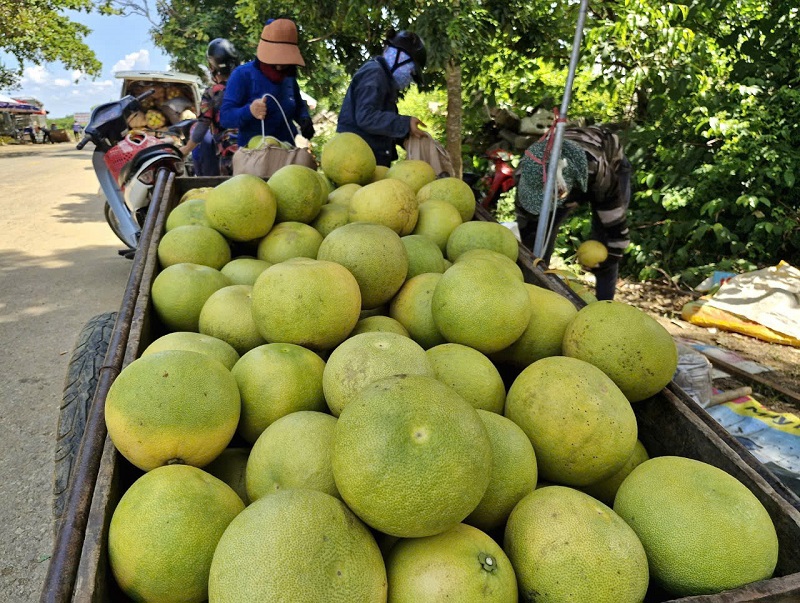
[105,132,779,603]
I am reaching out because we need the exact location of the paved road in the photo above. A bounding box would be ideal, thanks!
[0,142,132,601]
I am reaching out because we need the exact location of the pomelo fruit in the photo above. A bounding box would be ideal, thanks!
[109,465,244,603]
[401,234,445,279]
[246,135,282,149]
[256,221,323,264]
[614,456,779,596]
[141,331,239,370]
[157,224,231,270]
[385,158,436,193]
[203,448,250,505]
[371,164,389,181]
[562,300,679,401]
[349,315,409,338]
[105,350,240,471]
[250,258,361,350]
[576,239,608,269]
[446,221,519,262]
[389,272,446,349]
[455,248,523,282]
[323,331,434,417]
[198,285,265,355]
[320,132,377,185]
[504,356,638,486]
[165,197,211,231]
[246,410,339,501]
[311,203,349,237]
[328,182,362,206]
[267,164,325,223]
[220,257,271,286]
[411,200,463,252]
[580,439,649,506]
[417,176,476,222]
[385,523,517,602]
[426,343,505,413]
[348,178,419,235]
[231,342,326,444]
[317,222,408,309]
[179,186,212,204]
[151,263,231,332]
[205,174,277,242]
[332,374,492,537]
[431,258,531,354]
[465,410,537,532]
[505,486,649,603]
[316,170,335,197]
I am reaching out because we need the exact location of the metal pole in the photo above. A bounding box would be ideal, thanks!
[532,0,590,259]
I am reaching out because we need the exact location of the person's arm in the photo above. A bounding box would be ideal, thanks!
[592,156,632,264]
[352,81,411,140]
[220,68,257,129]
[180,121,210,156]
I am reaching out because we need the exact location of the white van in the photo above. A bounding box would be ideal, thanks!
[115,70,204,132]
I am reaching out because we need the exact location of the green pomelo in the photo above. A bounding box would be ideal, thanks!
[316,170,335,197]
[385,159,436,193]
[349,315,409,338]
[401,234,445,279]
[320,132,377,185]
[455,248,523,282]
[332,374,492,537]
[417,176,476,222]
[371,165,389,182]
[426,343,506,413]
[203,448,250,505]
[157,224,231,270]
[328,182,362,206]
[446,221,519,262]
[505,486,649,603]
[246,411,339,502]
[220,257,271,286]
[165,197,211,231]
[256,221,323,264]
[205,174,277,242]
[109,465,244,603]
[614,456,778,597]
[348,178,419,236]
[250,258,361,350]
[141,331,239,370]
[504,356,638,486]
[179,187,212,204]
[317,222,408,309]
[323,331,434,417]
[389,273,446,349]
[580,439,649,506]
[198,285,265,355]
[151,263,231,332]
[311,203,349,238]
[386,523,517,602]
[267,164,325,223]
[208,490,386,601]
[246,135,281,149]
[105,350,240,471]
[231,342,327,444]
[412,200,463,252]
[563,300,679,401]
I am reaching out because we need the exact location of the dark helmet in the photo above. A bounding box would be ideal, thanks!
[386,30,427,85]
[207,38,239,78]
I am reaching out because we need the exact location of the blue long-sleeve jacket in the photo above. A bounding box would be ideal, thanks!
[220,60,309,148]
[337,56,411,166]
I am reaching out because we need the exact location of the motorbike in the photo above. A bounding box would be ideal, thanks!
[463,148,518,210]
[77,90,195,257]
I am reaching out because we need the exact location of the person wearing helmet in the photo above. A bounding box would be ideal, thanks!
[180,38,241,175]
[220,18,314,148]
[337,29,428,166]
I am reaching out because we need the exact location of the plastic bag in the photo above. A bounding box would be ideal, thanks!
[404,133,454,178]
[672,343,713,407]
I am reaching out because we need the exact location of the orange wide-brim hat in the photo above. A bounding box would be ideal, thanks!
[257,19,305,67]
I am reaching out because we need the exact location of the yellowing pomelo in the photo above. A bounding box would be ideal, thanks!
[220,257,271,286]
[426,343,505,414]
[446,221,519,262]
[198,285,265,355]
[256,221,323,264]
[417,176,476,222]
[267,164,325,223]
[165,197,211,231]
[151,263,231,332]
[320,132,377,185]
[328,182,362,206]
[179,186,212,204]
[157,224,231,270]
[141,331,239,370]
[412,200,463,252]
[576,239,608,269]
[385,159,436,193]
[205,174,277,242]
[348,178,419,235]
[455,248,523,282]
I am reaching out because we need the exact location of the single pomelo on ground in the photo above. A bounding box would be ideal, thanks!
[576,239,608,269]
[256,221,323,264]
[348,178,419,236]
[246,135,282,149]
[563,300,679,401]
[165,197,211,231]
[105,350,240,471]
[431,258,531,354]
[385,523,517,602]
[401,234,445,279]
[323,332,434,416]
[317,222,408,309]
[220,257,271,286]
[320,132,377,185]
[250,258,361,350]
[246,411,339,502]
[157,224,231,270]
[614,456,779,597]
[465,410,537,532]
[205,174,277,242]
[198,285,265,355]
[385,158,436,193]
[267,164,325,223]
[371,164,389,181]
[332,374,492,537]
[412,200,463,252]
[417,176,476,222]
[505,486,649,603]
[203,448,250,505]
[179,186,212,204]
[446,221,519,262]
[311,203,349,237]
[141,331,239,370]
[455,248,523,282]
[580,439,649,506]
[349,315,409,338]
[151,263,231,332]
[109,465,244,603]
[505,356,638,486]
[389,273,446,349]
[492,284,579,368]
[231,342,327,444]
[208,489,387,602]
[426,343,506,413]
[328,182,362,206]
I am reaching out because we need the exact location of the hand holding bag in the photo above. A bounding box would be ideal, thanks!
[404,133,454,178]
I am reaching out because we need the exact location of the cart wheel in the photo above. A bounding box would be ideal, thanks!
[53,311,118,527]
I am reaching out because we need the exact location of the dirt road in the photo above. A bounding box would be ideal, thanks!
[0,142,132,601]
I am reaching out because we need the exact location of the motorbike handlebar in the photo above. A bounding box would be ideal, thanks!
[76,135,91,151]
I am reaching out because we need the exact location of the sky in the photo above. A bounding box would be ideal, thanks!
[1,8,184,118]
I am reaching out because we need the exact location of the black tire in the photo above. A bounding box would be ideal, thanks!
[53,311,118,526]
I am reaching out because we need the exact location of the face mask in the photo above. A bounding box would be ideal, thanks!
[383,47,415,90]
